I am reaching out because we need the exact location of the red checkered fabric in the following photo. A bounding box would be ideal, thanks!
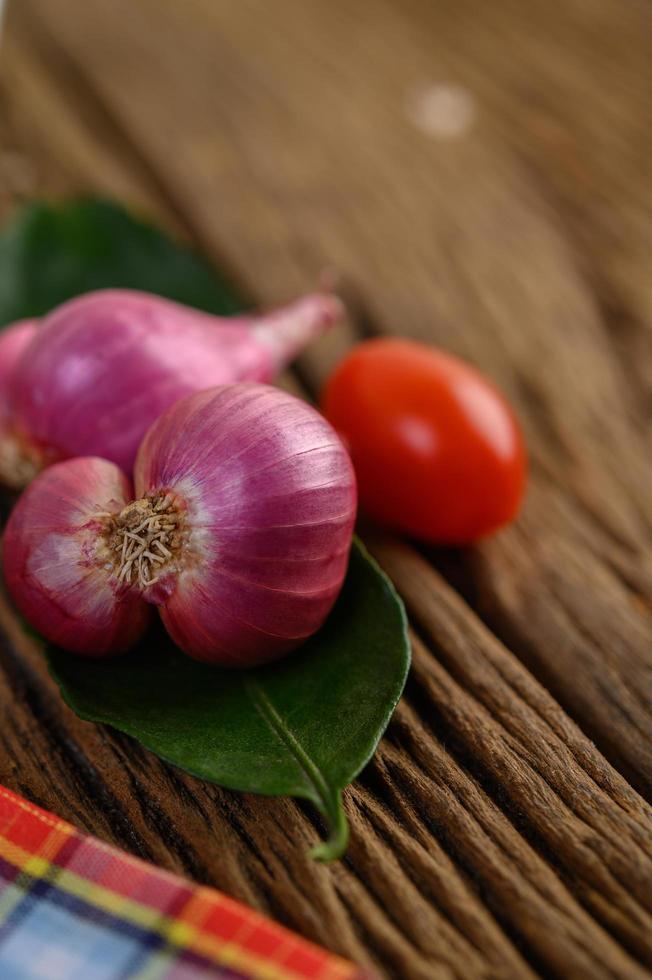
[0,785,369,979]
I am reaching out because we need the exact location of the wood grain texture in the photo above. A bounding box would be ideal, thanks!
[1,1,652,977]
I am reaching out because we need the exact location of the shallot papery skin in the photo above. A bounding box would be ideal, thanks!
[5,288,343,479]
[3,457,150,656]
[0,320,40,487]
[133,383,357,666]
[0,320,38,419]
[0,319,38,426]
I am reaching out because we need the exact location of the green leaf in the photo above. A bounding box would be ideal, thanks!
[48,540,410,860]
[0,198,247,325]
[1,198,410,859]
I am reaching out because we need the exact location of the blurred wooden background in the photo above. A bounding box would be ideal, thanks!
[1,2,652,977]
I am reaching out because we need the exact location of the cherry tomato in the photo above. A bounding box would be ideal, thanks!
[321,338,526,544]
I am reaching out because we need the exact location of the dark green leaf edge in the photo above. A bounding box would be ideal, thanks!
[0,197,249,326]
[0,198,411,860]
[47,540,410,861]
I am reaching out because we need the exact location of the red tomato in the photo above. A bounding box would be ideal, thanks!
[321,339,526,544]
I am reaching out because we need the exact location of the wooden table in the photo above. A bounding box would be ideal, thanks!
[1,2,652,977]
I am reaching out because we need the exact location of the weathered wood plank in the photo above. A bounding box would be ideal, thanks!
[1,1,651,977]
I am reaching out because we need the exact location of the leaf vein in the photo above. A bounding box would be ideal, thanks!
[245,678,333,815]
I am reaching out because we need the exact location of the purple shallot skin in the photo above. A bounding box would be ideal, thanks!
[133,384,357,666]
[2,384,357,666]
[0,319,39,415]
[0,319,40,488]
[3,457,150,656]
[4,288,343,479]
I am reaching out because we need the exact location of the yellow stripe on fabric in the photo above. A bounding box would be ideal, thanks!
[46,869,171,932]
[171,890,297,980]
[23,856,50,878]
[0,839,33,874]
[65,835,360,978]
[0,829,70,878]
[126,949,178,980]
[0,835,312,980]
[0,825,72,930]
[176,887,361,980]
[182,926,353,980]
[0,835,166,930]
[0,793,360,980]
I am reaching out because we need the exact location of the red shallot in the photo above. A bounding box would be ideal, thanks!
[2,289,342,484]
[3,456,150,656]
[3,384,357,666]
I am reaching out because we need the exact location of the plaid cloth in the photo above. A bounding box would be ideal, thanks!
[0,786,366,980]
